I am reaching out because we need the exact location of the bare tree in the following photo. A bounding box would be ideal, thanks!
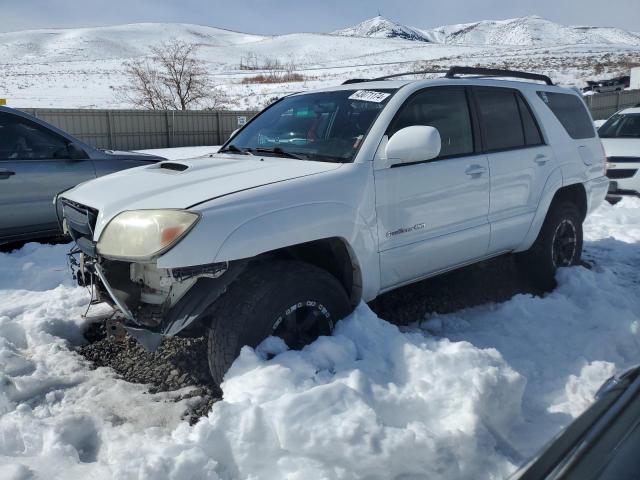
[120,40,224,110]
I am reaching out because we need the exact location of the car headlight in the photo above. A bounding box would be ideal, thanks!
[97,210,199,260]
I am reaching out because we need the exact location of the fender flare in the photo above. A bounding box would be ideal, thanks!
[514,167,563,252]
[213,202,381,301]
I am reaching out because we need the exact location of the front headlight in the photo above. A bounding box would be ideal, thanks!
[97,210,199,260]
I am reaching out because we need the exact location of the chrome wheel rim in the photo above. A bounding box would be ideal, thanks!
[551,219,577,268]
[271,300,333,349]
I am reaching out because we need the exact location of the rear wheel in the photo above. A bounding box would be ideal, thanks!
[207,260,352,385]
[516,201,583,289]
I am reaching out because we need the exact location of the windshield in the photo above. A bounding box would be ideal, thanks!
[598,113,640,138]
[220,89,396,163]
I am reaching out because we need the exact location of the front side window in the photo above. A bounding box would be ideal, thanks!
[537,91,595,140]
[221,89,396,163]
[0,112,71,160]
[387,87,474,158]
[599,113,640,139]
[475,88,526,151]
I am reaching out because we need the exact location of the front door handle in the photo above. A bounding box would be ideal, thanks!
[465,165,487,177]
[0,170,15,180]
[534,154,549,165]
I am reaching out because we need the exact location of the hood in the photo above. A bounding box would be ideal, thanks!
[62,154,342,230]
[600,138,640,158]
[101,150,165,162]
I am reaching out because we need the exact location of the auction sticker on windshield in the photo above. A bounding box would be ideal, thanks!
[348,90,391,103]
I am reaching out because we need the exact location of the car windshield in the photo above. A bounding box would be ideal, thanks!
[598,113,640,138]
[219,89,396,163]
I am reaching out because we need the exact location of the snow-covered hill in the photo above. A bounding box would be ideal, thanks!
[0,23,264,64]
[333,15,438,42]
[433,15,640,46]
[335,15,640,46]
[1,16,639,110]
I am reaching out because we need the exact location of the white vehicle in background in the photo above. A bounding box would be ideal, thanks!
[599,107,640,197]
[57,67,608,384]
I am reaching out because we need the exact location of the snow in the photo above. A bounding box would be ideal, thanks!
[335,15,640,47]
[135,146,220,160]
[2,16,640,110]
[432,15,640,46]
[333,16,438,43]
[0,197,639,479]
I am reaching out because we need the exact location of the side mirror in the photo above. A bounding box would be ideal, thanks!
[67,142,88,160]
[385,126,441,166]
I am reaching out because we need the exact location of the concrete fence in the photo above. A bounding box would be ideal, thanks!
[17,89,640,151]
[583,89,640,120]
[20,108,259,151]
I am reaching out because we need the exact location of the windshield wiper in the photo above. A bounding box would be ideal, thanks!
[255,147,307,160]
[219,144,254,155]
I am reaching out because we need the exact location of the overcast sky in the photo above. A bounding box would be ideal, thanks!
[3,0,640,33]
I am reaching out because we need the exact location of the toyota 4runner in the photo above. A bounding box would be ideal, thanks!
[57,67,609,384]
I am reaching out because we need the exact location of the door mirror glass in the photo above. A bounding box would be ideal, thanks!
[385,126,441,166]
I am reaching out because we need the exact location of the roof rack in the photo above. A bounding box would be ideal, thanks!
[341,66,554,86]
[342,78,371,85]
[445,66,554,85]
[372,69,448,81]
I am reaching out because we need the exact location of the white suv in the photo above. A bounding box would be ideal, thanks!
[599,107,640,197]
[58,67,609,384]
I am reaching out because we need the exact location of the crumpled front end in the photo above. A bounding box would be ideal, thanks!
[59,197,241,350]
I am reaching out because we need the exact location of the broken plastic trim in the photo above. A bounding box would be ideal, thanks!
[95,260,247,352]
[94,263,137,324]
[124,325,163,351]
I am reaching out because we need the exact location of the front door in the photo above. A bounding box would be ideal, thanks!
[374,86,490,290]
[0,112,95,240]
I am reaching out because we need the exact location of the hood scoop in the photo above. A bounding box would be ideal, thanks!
[156,162,190,173]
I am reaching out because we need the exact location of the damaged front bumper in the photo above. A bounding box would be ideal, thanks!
[70,250,244,351]
[60,197,244,351]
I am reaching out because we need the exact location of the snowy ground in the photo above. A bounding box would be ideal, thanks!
[0,197,639,479]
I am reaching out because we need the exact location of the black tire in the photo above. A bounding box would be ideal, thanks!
[516,201,583,290]
[207,260,352,385]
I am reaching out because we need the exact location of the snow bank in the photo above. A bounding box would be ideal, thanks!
[0,198,639,479]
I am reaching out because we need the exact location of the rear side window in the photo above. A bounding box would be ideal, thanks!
[475,88,526,151]
[388,87,474,158]
[537,91,595,139]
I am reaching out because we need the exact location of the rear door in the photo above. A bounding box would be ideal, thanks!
[472,87,555,253]
[375,86,490,290]
[0,112,96,240]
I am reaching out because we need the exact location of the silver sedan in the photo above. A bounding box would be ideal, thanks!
[0,107,164,244]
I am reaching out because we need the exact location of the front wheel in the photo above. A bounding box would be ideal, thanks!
[516,201,583,289]
[207,260,352,385]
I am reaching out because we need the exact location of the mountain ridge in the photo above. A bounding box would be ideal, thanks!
[336,14,640,46]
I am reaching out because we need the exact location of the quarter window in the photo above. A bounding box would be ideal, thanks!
[388,87,474,158]
[537,91,595,140]
[517,95,543,146]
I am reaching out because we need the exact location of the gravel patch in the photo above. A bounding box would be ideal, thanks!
[79,325,220,424]
[78,253,543,420]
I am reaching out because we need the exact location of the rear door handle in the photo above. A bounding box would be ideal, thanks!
[465,165,487,177]
[0,169,15,180]
[534,154,549,165]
